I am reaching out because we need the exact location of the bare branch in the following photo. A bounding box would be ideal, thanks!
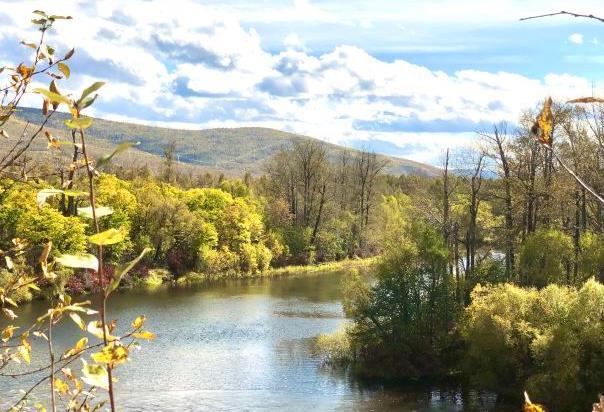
[520,10,604,23]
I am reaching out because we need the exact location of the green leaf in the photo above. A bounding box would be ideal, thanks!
[21,41,37,49]
[89,228,126,246]
[55,254,98,271]
[37,189,87,207]
[48,15,72,20]
[107,248,151,294]
[77,206,114,219]
[36,188,64,207]
[78,94,98,111]
[69,313,86,331]
[96,142,140,168]
[57,62,70,79]
[33,88,72,107]
[78,82,105,105]
[64,117,93,130]
[81,360,108,390]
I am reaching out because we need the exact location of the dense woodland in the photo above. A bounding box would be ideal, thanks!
[2,9,604,412]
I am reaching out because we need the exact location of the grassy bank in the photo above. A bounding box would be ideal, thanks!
[172,256,379,286]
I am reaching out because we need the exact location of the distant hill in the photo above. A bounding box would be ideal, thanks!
[7,107,440,177]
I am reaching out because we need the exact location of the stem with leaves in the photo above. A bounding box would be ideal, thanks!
[48,312,57,412]
[78,126,116,412]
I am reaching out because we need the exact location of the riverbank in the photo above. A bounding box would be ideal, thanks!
[170,256,378,286]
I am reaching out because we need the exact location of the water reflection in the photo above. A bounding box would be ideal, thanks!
[1,272,512,411]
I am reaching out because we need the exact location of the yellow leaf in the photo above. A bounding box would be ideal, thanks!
[69,312,86,331]
[131,315,145,330]
[63,337,88,359]
[91,344,129,366]
[523,391,545,412]
[132,331,156,341]
[1,325,18,342]
[33,402,47,412]
[45,130,60,149]
[54,377,69,395]
[18,344,30,364]
[88,228,126,246]
[64,117,93,129]
[57,62,70,79]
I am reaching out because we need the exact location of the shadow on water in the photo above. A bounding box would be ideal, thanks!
[1,271,515,411]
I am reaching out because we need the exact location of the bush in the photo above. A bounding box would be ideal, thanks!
[462,280,604,411]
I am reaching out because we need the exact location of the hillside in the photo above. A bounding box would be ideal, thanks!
[7,108,439,177]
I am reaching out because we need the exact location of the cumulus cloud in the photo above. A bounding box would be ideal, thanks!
[0,0,596,164]
[569,33,584,45]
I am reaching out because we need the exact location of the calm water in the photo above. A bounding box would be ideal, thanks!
[1,272,512,411]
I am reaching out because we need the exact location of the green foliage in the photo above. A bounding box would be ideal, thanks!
[578,231,604,282]
[20,209,87,256]
[463,280,604,411]
[519,229,573,287]
[342,206,457,380]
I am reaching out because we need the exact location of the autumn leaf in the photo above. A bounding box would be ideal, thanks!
[531,97,553,146]
[54,377,69,395]
[88,228,126,246]
[63,337,88,358]
[131,315,145,330]
[64,117,93,130]
[33,87,72,107]
[57,62,70,79]
[1,325,18,342]
[45,130,60,149]
[69,312,86,331]
[523,391,545,412]
[132,331,156,341]
[91,344,129,366]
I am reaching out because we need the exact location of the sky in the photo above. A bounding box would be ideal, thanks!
[1,0,603,164]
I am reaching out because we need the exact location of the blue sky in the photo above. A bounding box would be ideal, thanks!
[1,0,603,164]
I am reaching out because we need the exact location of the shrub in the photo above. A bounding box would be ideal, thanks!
[463,280,604,411]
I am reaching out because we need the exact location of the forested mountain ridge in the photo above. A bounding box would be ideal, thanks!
[11,107,439,177]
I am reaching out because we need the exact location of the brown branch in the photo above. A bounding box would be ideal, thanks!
[48,313,57,412]
[520,10,604,23]
[543,144,604,204]
[78,127,117,412]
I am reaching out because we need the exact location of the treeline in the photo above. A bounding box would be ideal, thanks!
[0,139,394,298]
[317,102,604,412]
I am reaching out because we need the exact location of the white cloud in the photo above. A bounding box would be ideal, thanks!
[569,33,584,45]
[0,0,597,164]
[283,33,306,50]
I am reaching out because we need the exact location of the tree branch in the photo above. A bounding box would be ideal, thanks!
[520,10,604,23]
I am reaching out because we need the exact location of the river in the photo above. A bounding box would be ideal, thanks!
[1,271,512,411]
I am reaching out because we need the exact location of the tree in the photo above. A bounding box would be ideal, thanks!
[519,228,573,287]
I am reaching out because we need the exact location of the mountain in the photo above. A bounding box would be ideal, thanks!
[7,107,440,177]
